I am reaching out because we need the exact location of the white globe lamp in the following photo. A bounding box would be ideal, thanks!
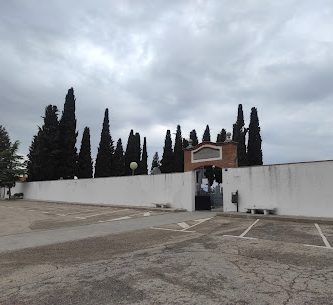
[130,162,138,176]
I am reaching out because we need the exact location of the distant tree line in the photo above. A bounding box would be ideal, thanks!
[26,88,262,182]
[27,88,148,181]
[158,104,262,184]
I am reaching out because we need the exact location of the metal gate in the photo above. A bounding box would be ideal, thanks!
[194,168,223,210]
[210,186,223,209]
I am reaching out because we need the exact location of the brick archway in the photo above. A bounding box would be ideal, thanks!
[184,141,238,171]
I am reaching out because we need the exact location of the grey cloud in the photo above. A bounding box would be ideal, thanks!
[1,0,333,165]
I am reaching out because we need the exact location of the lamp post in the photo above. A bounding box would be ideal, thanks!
[130,162,138,176]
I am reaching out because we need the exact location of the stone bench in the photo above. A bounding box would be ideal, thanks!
[247,207,276,215]
[154,203,170,209]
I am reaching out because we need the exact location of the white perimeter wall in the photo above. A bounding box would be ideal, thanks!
[10,172,196,211]
[223,161,333,218]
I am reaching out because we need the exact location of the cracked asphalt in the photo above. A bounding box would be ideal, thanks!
[1,203,333,305]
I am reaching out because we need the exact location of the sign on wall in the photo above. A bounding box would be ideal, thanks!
[191,145,222,163]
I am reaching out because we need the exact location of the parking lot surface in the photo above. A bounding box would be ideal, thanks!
[1,201,333,305]
[0,200,169,236]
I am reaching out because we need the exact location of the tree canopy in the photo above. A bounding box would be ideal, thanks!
[247,107,263,166]
[189,129,198,146]
[139,137,148,175]
[232,104,248,166]
[27,105,60,181]
[160,130,174,173]
[0,127,25,198]
[78,127,93,178]
[58,88,78,179]
[151,152,160,173]
[202,125,211,142]
[95,108,114,177]
[173,125,184,172]
[113,138,125,176]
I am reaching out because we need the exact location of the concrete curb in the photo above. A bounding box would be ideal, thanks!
[4,199,186,213]
[217,212,333,225]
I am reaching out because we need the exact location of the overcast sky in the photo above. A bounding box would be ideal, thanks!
[1,0,333,166]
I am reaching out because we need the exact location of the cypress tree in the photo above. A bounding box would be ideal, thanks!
[189,129,198,146]
[77,127,93,178]
[173,125,184,172]
[215,130,226,183]
[140,137,148,175]
[216,129,226,143]
[134,132,141,165]
[247,107,263,166]
[160,130,174,173]
[232,104,248,166]
[214,128,225,183]
[124,130,136,175]
[95,108,114,177]
[202,125,211,142]
[38,105,61,181]
[27,132,41,181]
[232,104,245,140]
[113,138,125,176]
[151,152,160,173]
[58,88,78,179]
[182,138,189,149]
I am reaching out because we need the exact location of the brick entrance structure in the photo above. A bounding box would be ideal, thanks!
[184,141,238,171]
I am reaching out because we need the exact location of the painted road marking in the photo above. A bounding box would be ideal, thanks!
[97,211,155,223]
[181,217,213,231]
[177,222,190,229]
[223,235,258,240]
[239,219,260,237]
[314,223,332,248]
[150,227,196,233]
[110,216,131,221]
[303,244,333,250]
[304,244,333,250]
[150,217,213,234]
[75,209,130,219]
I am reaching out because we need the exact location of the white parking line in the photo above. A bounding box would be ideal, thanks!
[75,209,130,219]
[150,227,196,233]
[314,223,332,248]
[181,217,213,231]
[97,211,155,223]
[149,217,213,234]
[304,244,333,250]
[239,219,260,237]
[108,216,131,221]
[177,222,190,229]
[223,235,258,240]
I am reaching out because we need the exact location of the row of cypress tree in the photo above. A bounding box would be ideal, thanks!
[158,124,227,175]
[27,88,262,181]
[232,104,263,167]
[27,89,78,181]
[158,104,263,178]
[27,88,148,181]
[94,108,148,177]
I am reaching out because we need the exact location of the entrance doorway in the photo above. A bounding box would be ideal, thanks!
[195,166,223,211]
